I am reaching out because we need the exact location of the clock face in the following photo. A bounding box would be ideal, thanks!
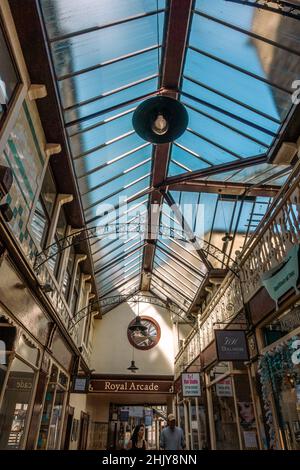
[127,316,161,350]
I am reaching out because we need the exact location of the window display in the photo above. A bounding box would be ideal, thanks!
[0,357,35,449]
[37,364,68,450]
[259,332,300,449]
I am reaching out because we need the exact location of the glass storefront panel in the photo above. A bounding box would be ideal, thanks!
[234,374,259,450]
[37,364,68,450]
[0,21,19,125]
[211,377,240,450]
[0,357,35,449]
[258,331,300,450]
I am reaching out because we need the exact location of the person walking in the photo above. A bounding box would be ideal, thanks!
[160,414,186,450]
[127,424,148,450]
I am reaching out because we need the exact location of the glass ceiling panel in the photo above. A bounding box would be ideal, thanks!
[40,0,168,306]
[185,101,268,157]
[153,262,197,297]
[84,174,151,224]
[81,159,151,211]
[100,273,141,298]
[167,1,298,178]
[155,246,202,283]
[195,0,300,53]
[74,132,146,177]
[41,0,165,40]
[203,162,291,185]
[170,190,272,268]
[182,95,273,147]
[64,76,158,126]
[58,48,159,109]
[51,13,164,78]
[94,238,143,270]
[190,13,300,91]
[151,276,191,312]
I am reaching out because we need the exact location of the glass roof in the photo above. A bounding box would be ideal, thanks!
[39,0,299,313]
[168,0,299,180]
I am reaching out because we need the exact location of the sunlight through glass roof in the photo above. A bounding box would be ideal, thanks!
[39,0,299,313]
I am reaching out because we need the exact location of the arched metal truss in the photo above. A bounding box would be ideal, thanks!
[33,224,240,275]
[68,293,197,331]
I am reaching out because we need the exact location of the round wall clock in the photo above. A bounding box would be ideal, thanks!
[127,316,161,350]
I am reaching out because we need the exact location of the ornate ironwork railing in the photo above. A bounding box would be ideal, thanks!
[175,163,300,372]
[240,161,300,302]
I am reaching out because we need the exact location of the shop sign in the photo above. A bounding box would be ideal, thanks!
[181,373,201,397]
[72,375,90,393]
[215,330,249,361]
[262,245,300,305]
[89,379,174,394]
[216,377,233,397]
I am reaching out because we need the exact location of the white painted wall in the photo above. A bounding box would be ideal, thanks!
[90,294,175,376]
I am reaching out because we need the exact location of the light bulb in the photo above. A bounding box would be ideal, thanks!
[152,114,168,135]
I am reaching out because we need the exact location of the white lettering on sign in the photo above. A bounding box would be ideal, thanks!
[104,381,160,392]
[291,340,300,365]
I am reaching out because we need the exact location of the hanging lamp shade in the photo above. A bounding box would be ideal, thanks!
[127,360,139,373]
[128,316,148,335]
[222,232,233,242]
[132,96,188,144]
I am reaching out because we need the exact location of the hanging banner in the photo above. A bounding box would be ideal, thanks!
[182,373,201,397]
[262,245,300,305]
[215,330,249,361]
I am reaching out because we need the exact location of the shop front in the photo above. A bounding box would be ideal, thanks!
[202,331,262,450]
[86,376,174,450]
[174,372,207,450]
[0,254,74,450]
[257,304,300,450]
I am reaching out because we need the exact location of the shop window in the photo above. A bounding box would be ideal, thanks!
[0,316,17,398]
[31,166,56,250]
[49,206,67,278]
[0,20,19,127]
[16,335,40,368]
[211,376,240,450]
[0,357,36,450]
[62,247,75,299]
[30,199,49,248]
[71,267,80,314]
[83,299,93,346]
[37,364,68,450]
[262,306,300,347]
[258,333,300,450]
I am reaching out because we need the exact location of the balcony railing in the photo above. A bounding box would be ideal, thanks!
[175,162,300,372]
[240,161,300,302]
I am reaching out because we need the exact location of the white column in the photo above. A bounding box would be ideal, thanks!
[45,194,73,248]
[67,254,86,305]
[57,225,78,288]
[205,372,216,450]
[183,400,190,450]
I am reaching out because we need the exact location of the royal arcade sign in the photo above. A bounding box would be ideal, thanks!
[262,245,300,307]
[88,379,174,394]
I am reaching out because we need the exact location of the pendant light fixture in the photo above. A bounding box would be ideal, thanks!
[132,0,188,144]
[132,95,188,144]
[127,360,139,373]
